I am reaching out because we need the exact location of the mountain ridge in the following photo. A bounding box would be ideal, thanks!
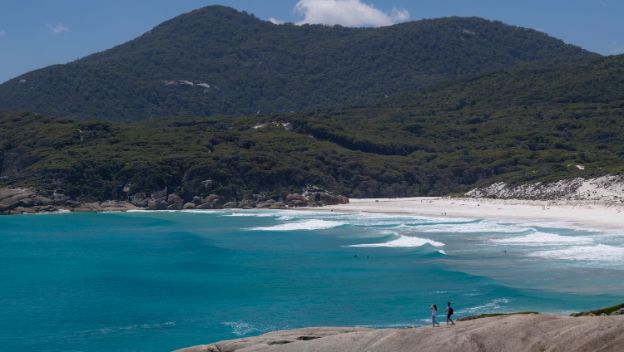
[0,5,596,120]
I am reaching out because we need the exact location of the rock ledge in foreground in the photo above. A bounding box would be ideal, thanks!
[176,314,624,352]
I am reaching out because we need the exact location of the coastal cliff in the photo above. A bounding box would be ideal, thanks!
[176,314,624,352]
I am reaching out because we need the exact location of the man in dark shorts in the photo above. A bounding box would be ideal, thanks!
[446,301,455,325]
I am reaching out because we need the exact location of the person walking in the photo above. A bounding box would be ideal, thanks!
[431,304,440,327]
[446,302,455,325]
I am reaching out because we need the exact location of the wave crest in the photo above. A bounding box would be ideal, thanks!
[349,234,445,248]
[529,244,624,262]
[248,219,346,231]
[491,232,593,246]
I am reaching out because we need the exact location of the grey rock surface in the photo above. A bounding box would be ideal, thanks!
[176,314,624,352]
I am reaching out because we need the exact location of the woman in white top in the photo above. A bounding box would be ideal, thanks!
[431,304,440,327]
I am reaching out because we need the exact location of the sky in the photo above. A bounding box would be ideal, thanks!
[1,0,623,83]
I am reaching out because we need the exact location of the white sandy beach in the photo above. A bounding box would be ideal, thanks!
[321,197,624,231]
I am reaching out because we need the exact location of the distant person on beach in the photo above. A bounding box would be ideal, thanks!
[446,302,455,325]
[431,304,440,327]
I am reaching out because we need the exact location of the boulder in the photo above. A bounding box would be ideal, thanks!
[288,199,308,207]
[130,193,149,207]
[17,198,35,208]
[203,194,222,206]
[34,205,58,213]
[286,193,306,202]
[197,202,215,209]
[167,194,184,205]
[64,200,81,208]
[254,193,271,202]
[147,199,168,210]
[183,202,196,210]
[303,191,349,206]
[222,202,238,209]
[32,196,55,206]
[256,200,276,208]
[0,188,34,202]
[167,203,183,210]
[12,207,37,214]
[270,202,287,209]
[0,188,36,213]
[239,200,256,209]
[319,192,349,205]
[150,189,168,200]
[52,193,70,205]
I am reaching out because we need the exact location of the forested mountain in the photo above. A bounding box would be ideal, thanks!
[1,55,623,202]
[0,6,594,121]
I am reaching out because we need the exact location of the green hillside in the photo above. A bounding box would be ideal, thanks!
[0,6,594,121]
[1,55,623,203]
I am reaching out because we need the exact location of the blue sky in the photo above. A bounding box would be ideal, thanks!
[1,0,623,83]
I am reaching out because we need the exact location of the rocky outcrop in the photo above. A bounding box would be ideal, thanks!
[0,188,141,214]
[72,201,139,213]
[0,186,349,215]
[303,189,349,206]
[0,188,74,214]
[176,314,624,352]
[275,187,349,208]
[467,175,624,203]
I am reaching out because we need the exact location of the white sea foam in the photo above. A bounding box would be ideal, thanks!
[222,321,269,336]
[407,221,529,234]
[249,219,346,231]
[342,213,474,227]
[85,321,175,336]
[491,232,593,246]
[224,212,279,217]
[125,209,186,213]
[528,244,624,262]
[459,298,511,315]
[349,234,445,248]
[180,209,220,214]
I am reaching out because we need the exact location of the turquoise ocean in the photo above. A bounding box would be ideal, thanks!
[1,210,623,351]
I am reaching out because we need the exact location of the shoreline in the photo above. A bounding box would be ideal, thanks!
[3,195,624,232]
[317,197,624,232]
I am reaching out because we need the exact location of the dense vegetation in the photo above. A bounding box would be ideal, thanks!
[0,6,594,121]
[571,302,624,316]
[2,55,623,202]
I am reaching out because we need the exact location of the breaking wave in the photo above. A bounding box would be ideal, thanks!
[248,219,346,231]
[528,244,624,262]
[349,233,445,248]
[490,232,593,246]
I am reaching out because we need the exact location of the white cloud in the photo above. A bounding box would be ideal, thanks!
[293,0,409,27]
[611,47,624,55]
[0,29,6,37]
[268,17,285,25]
[50,22,69,34]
